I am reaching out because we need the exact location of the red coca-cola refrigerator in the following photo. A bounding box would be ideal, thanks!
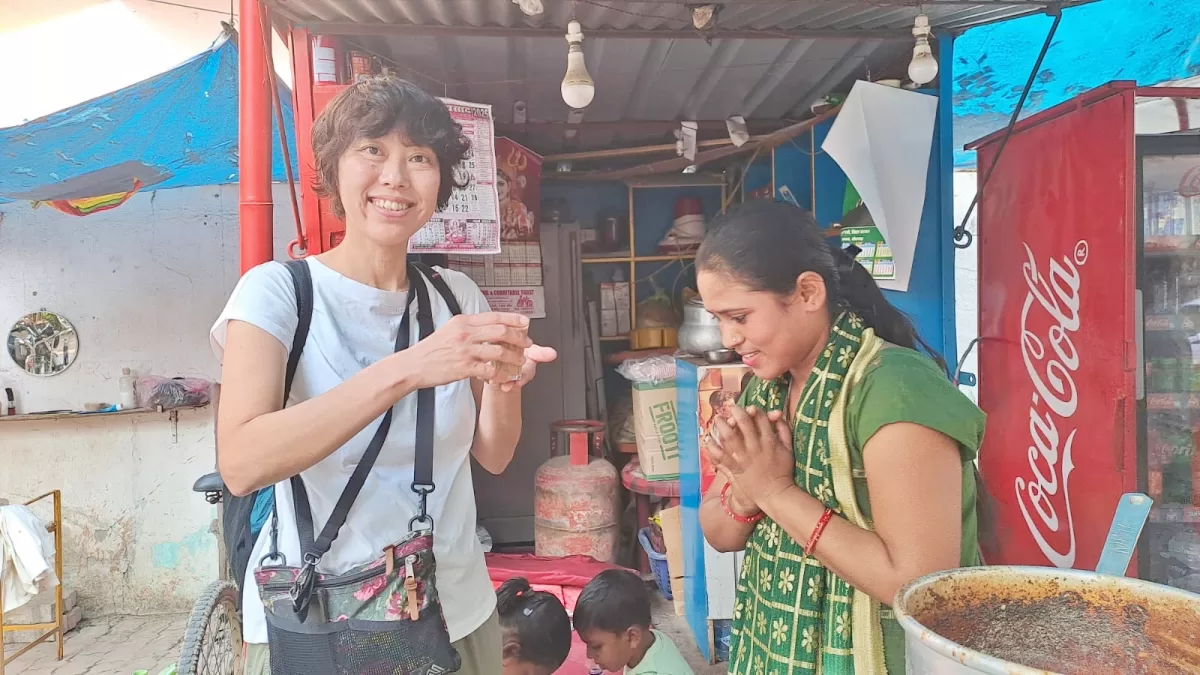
[972,81,1200,590]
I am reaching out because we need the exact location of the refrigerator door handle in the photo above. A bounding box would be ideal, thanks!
[1134,289,1145,401]
[1113,395,1126,474]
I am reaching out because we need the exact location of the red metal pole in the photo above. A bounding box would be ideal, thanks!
[239,0,273,273]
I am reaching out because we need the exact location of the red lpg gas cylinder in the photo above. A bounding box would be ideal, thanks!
[534,421,620,562]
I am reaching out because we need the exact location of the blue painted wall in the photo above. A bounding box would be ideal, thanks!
[771,79,958,367]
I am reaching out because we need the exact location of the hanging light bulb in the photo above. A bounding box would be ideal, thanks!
[908,13,938,85]
[561,20,595,109]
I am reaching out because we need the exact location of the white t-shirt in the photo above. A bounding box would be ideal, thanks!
[209,257,497,644]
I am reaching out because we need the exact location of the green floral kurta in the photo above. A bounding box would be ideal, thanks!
[727,313,985,675]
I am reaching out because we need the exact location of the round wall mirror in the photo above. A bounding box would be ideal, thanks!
[7,311,80,377]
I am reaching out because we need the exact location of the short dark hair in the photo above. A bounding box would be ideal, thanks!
[310,75,472,219]
[496,577,572,669]
[573,569,651,634]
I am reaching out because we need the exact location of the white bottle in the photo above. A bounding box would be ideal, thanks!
[119,368,138,410]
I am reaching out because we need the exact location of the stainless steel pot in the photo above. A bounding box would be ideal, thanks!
[893,565,1200,675]
[678,298,724,355]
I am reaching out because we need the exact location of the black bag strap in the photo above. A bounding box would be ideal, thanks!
[288,264,450,616]
[409,266,438,513]
[411,261,462,316]
[282,260,314,403]
[260,260,315,568]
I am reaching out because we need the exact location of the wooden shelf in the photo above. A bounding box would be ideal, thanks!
[582,254,696,264]
[599,334,631,342]
[1145,315,1200,331]
[1150,505,1200,523]
[624,174,726,188]
[0,405,208,423]
[1146,393,1200,411]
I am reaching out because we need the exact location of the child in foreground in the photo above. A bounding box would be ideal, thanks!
[497,577,574,675]
[574,569,695,674]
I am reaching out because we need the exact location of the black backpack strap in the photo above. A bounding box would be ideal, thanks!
[282,260,314,402]
[289,263,440,615]
[412,261,462,316]
[228,260,314,590]
[261,260,314,566]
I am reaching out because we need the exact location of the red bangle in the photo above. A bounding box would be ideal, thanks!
[720,482,765,524]
[804,508,835,556]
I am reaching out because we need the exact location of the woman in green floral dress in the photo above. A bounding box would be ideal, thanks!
[695,201,986,674]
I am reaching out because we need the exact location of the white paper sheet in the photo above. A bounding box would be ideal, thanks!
[822,81,939,292]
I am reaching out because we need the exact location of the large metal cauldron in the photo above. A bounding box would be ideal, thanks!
[893,566,1200,675]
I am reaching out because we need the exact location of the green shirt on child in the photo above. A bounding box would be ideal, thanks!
[625,629,695,675]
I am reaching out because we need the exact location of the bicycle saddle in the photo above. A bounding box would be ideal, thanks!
[193,472,225,493]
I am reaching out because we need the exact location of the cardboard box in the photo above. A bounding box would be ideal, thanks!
[616,307,632,335]
[613,281,631,309]
[659,505,686,616]
[600,283,617,311]
[600,309,619,337]
[697,364,754,496]
[632,380,680,480]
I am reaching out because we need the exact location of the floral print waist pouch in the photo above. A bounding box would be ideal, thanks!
[254,264,461,675]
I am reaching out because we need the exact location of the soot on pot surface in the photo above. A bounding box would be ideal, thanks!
[914,580,1200,674]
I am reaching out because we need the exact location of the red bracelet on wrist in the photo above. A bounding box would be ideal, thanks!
[720,482,765,525]
[804,508,835,556]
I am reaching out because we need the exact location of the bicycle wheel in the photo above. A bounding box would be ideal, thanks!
[177,580,243,675]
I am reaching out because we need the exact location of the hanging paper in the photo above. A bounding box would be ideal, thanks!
[495,138,543,243]
[821,81,938,292]
[840,223,896,280]
[409,98,501,254]
[839,182,895,281]
[479,287,546,319]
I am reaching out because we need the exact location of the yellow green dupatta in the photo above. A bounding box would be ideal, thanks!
[728,312,888,675]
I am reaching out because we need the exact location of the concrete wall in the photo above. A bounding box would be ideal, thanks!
[0,184,294,616]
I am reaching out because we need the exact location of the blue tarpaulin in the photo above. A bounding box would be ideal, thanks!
[0,31,297,203]
[953,0,1200,168]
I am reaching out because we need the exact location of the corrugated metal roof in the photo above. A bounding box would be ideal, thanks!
[270,0,1094,154]
[273,0,1084,34]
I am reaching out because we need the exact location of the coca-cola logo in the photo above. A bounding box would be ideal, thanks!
[1015,240,1087,568]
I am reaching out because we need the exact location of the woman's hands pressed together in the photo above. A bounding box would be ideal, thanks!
[709,406,799,511]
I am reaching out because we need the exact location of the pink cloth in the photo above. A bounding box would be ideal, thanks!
[486,553,634,673]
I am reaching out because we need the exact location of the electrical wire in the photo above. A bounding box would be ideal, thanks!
[141,0,234,16]
[953,6,1063,249]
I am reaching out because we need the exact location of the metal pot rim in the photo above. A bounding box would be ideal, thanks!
[892,565,1200,675]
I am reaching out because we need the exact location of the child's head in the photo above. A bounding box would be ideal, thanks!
[496,577,573,675]
[573,569,653,672]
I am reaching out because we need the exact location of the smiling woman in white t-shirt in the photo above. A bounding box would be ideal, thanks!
[210,76,556,675]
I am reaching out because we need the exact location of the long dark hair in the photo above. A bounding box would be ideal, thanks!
[496,577,572,670]
[697,200,995,550]
[696,200,946,372]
